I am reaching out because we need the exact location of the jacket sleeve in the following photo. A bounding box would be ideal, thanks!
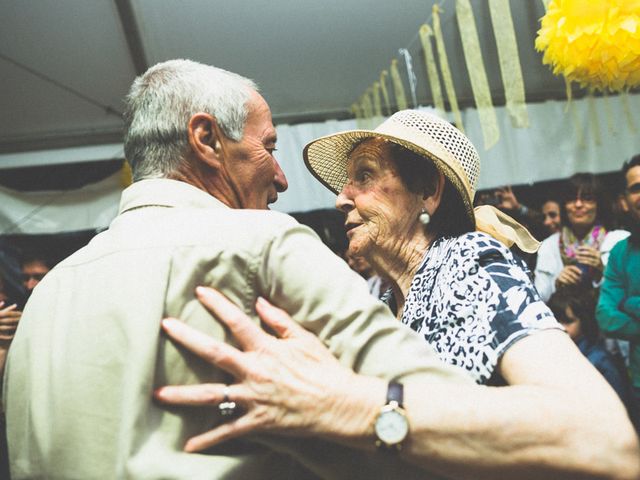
[534,237,557,302]
[596,242,640,340]
[622,296,640,320]
[258,223,473,385]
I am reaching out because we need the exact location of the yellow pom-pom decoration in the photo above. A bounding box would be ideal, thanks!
[535,0,640,92]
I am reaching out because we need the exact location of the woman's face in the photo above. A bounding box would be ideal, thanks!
[565,189,598,231]
[542,201,561,234]
[335,139,426,260]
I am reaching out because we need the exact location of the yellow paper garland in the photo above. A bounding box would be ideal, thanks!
[390,59,408,111]
[456,0,499,149]
[535,0,640,92]
[433,4,465,132]
[488,0,530,128]
[419,24,445,112]
[379,70,392,116]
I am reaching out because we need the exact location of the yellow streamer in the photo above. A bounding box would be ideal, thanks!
[488,0,529,128]
[419,24,445,112]
[372,81,383,119]
[602,92,616,135]
[361,92,375,129]
[351,102,364,129]
[563,78,573,113]
[621,91,638,133]
[568,99,585,149]
[390,59,408,112]
[456,0,499,149]
[379,70,392,115]
[432,4,464,132]
[587,93,601,146]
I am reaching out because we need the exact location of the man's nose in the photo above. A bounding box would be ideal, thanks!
[273,159,288,193]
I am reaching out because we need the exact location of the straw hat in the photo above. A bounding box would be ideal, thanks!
[303,110,479,224]
[303,109,540,253]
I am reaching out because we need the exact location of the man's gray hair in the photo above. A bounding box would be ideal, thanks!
[123,59,258,181]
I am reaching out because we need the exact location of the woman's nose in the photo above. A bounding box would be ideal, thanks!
[335,186,354,213]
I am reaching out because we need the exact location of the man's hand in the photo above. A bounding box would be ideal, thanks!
[0,301,22,347]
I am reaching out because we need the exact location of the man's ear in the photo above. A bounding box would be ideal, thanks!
[187,113,222,168]
[422,170,446,214]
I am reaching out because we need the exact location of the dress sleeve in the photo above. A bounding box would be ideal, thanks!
[476,238,563,363]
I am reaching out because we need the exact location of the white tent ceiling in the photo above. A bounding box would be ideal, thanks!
[0,0,561,157]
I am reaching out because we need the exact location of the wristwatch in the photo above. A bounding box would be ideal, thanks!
[374,381,409,450]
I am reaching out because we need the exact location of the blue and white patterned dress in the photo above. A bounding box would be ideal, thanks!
[385,232,562,384]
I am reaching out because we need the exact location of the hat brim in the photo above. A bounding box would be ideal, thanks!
[303,129,475,224]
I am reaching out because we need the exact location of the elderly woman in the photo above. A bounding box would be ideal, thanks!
[302,110,555,384]
[535,173,629,302]
[156,111,640,478]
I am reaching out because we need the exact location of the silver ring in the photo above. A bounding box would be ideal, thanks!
[218,385,237,417]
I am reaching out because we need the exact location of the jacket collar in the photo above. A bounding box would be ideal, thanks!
[118,179,229,214]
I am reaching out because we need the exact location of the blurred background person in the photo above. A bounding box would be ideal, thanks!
[541,199,562,236]
[20,252,51,303]
[534,173,629,303]
[345,251,389,299]
[0,275,20,480]
[597,155,640,426]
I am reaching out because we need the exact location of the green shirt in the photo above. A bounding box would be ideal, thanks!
[596,236,640,387]
[4,179,470,479]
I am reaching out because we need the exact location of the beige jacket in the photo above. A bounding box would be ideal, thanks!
[4,179,471,479]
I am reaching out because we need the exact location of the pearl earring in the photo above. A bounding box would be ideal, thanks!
[419,209,430,226]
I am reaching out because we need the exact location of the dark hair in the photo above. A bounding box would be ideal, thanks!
[20,252,52,270]
[547,289,599,342]
[622,154,640,178]
[389,143,474,238]
[559,173,612,229]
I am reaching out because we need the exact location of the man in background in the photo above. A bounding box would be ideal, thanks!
[20,253,50,300]
[597,154,640,421]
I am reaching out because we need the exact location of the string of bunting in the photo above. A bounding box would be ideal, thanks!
[455,0,498,148]
[351,0,532,150]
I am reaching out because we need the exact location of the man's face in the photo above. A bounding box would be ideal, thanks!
[219,91,288,209]
[623,165,640,224]
[22,260,49,293]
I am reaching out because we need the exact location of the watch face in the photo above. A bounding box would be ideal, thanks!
[375,409,409,445]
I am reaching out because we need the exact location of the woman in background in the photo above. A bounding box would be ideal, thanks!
[534,174,629,302]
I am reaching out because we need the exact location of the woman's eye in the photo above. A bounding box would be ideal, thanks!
[355,170,372,183]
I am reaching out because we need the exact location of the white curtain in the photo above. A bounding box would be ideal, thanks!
[1,94,638,234]
[272,93,640,212]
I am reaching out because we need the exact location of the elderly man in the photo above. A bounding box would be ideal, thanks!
[4,60,639,480]
[597,154,640,423]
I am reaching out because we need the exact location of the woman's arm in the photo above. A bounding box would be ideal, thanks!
[156,287,640,480]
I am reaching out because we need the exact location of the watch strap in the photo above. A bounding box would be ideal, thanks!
[387,381,404,407]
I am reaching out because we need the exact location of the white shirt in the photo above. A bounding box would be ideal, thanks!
[534,229,630,302]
